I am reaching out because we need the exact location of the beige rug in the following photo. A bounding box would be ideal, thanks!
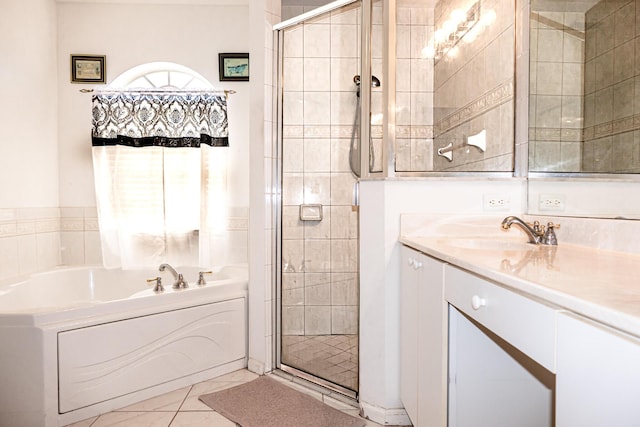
[199,376,366,427]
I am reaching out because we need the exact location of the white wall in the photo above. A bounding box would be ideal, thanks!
[0,0,59,208]
[0,1,253,279]
[358,178,526,424]
[53,2,252,267]
[56,2,251,209]
[0,0,61,280]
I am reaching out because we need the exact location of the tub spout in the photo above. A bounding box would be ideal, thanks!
[159,263,178,279]
[159,263,188,289]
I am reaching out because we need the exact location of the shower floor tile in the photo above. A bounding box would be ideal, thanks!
[282,334,359,391]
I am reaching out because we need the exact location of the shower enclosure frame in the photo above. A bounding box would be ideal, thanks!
[272,0,379,399]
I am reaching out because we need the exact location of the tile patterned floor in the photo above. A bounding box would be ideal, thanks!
[64,369,385,427]
[282,334,359,391]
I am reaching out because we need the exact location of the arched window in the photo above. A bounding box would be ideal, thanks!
[110,62,213,90]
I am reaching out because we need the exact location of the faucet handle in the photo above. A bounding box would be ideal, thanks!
[542,222,560,245]
[530,220,546,237]
[197,271,213,286]
[147,276,164,293]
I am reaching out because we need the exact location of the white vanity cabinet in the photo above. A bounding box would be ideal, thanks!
[556,313,640,426]
[400,246,448,427]
[445,265,556,427]
[400,220,640,427]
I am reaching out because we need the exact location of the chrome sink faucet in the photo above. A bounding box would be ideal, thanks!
[159,263,188,289]
[501,216,560,245]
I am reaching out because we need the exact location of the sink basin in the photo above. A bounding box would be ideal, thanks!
[442,238,535,252]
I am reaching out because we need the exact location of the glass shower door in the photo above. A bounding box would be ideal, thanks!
[277,0,363,394]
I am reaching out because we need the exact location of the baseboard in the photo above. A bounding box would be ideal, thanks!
[248,357,265,375]
[359,401,412,426]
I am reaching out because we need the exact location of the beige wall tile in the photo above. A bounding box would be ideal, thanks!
[305,305,331,335]
[303,23,330,57]
[331,306,358,334]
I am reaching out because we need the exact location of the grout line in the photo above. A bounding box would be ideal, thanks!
[176,384,194,412]
[167,410,179,426]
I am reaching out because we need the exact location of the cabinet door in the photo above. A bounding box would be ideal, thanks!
[400,246,447,427]
[557,313,640,426]
[416,253,447,427]
[448,306,553,427]
[400,246,420,425]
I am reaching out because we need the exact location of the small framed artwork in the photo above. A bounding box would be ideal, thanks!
[218,53,249,82]
[70,54,106,83]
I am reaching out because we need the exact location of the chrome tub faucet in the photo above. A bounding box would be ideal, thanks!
[501,216,560,245]
[159,263,188,289]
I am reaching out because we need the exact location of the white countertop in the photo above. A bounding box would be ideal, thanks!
[400,215,640,339]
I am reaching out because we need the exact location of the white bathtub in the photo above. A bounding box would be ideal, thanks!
[0,265,248,427]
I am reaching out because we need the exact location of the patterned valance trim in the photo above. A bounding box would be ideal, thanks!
[91,135,229,147]
[91,92,229,147]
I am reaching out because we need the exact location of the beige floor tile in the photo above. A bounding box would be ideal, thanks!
[282,334,358,391]
[180,369,259,411]
[117,387,191,412]
[210,369,259,383]
[180,381,243,411]
[63,417,98,427]
[169,411,237,427]
[91,411,175,427]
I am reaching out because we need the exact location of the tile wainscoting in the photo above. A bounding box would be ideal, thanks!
[0,206,249,282]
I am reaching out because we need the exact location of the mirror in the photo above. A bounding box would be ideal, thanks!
[393,0,516,173]
[526,0,640,220]
[529,0,640,173]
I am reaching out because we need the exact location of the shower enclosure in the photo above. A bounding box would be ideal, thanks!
[274,0,383,395]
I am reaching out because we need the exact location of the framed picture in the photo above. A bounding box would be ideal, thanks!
[70,55,106,83]
[218,53,249,82]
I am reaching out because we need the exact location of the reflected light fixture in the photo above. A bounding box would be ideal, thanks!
[433,1,481,62]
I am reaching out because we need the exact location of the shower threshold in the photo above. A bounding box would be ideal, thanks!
[278,364,358,401]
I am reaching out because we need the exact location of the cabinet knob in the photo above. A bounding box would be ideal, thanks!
[414,261,423,270]
[471,295,486,310]
[408,258,415,267]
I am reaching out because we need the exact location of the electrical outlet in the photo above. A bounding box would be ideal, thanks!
[539,194,565,211]
[483,194,510,211]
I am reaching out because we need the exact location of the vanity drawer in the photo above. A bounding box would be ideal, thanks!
[445,265,558,373]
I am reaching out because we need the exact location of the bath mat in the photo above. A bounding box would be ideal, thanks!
[199,375,366,427]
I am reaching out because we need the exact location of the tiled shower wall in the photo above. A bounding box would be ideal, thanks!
[583,0,640,172]
[280,5,360,337]
[433,0,515,171]
[528,9,584,172]
[395,3,436,172]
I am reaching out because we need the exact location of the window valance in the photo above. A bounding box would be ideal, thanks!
[91,91,229,148]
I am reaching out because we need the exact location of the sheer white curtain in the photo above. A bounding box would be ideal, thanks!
[91,91,229,269]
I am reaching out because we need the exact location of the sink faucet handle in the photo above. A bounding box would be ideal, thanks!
[542,222,560,245]
[530,220,546,236]
[147,276,164,293]
[197,271,213,286]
